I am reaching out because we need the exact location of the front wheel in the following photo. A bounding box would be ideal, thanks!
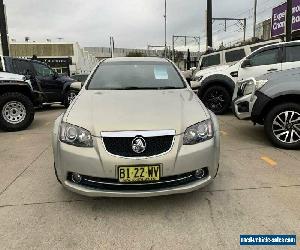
[201,85,231,115]
[0,92,35,132]
[264,103,300,149]
[63,90,77,108]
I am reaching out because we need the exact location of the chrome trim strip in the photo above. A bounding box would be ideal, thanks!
[83,175,194,186]
[100,130,176,138]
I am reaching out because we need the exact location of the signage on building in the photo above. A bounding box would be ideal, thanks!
[271,0,300,37]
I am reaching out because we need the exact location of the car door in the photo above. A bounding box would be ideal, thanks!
[238,46,282,81]
[32,62,63,102]
[282,44,300,70]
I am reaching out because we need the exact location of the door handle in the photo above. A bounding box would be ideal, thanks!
[267,68,278,72]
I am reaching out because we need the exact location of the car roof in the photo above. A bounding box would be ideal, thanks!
[258,40,300,50]
[103,57,168,63]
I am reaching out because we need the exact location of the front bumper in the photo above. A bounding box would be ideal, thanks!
[251,91,272,124]
[52,114,220,197]
[233,94,257,120]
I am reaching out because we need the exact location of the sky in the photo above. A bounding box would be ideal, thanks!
[5,0,284,51]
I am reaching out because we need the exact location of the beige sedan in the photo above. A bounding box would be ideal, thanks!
[52,57,220,197]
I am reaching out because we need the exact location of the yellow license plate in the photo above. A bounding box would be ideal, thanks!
[118,165,160,183]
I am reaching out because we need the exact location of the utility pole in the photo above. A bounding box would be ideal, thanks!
[164,0,167,58]
[110,36,115,58]
[206,0,213,49]
[253,0,257,38]
[172,35,175,61]
[0,0,9,56]
[243,18,247,42]
[286,0,293,41]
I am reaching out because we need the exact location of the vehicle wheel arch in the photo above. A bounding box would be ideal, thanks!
[199,74,235,99]
[260,94,300,121]
[0,84,33,102]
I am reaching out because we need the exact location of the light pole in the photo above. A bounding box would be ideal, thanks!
[0,0,9,56]
[253,0,257,38]
[164,0,167,58]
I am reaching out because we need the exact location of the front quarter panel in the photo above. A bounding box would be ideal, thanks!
[260,78,300,99]
[52,113,64,178]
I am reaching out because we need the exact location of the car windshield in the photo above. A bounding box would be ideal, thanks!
[87,61,186,90]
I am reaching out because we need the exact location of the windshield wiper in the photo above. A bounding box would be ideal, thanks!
[114,86,165,90]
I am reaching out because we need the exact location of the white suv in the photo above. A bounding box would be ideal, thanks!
[192,41,300,114]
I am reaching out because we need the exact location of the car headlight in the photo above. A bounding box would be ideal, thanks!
[192,75,203,82]
[256,79,268,90]
[243,81,255,96]
[183,119,214,145]
[60,122,93,147]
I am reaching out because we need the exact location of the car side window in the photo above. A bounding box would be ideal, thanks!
[285,45,300,62]
[33,62,54,77]
[249,48,280,67]
[12,59,33,75]
[225,49,246,63]
[201,54,221,68]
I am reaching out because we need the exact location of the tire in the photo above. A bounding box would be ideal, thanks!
[264,103,300,150]
[201,85,231,115]
[63,90,77,108]
[0,92,35,132]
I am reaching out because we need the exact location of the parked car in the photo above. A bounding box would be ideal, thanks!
[192,40,300,115]
[71,74,89,83]
[0,56,75,107]
[197,39,281,71]
[233,67,300,149]
[52,57,220,197]
[0,72,41,131]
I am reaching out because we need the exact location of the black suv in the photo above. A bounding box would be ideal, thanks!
[0,56,75,107]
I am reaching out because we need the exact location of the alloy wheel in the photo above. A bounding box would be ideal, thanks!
[205,89,226,112]
[272,111,300,144]
[67,92,77,105]
[2,101,27,124]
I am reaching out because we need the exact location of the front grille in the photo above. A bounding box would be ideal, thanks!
[237,86,244,98]
[67,168,209,191]
[102,135,174,157]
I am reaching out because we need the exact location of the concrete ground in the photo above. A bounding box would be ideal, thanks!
[0,107,299,250]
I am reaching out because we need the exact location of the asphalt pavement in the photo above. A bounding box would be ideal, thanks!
[0,106,299,250]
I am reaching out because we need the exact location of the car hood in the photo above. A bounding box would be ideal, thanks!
[65,89,210,136]
[58,75,75,83]
[0,72,25,81]
[195,65,230,77]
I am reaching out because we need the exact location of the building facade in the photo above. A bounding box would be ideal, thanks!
[2,42,99,75]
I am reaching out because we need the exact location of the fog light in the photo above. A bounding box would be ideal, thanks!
[194,169,206,179]
[71,173,82,183]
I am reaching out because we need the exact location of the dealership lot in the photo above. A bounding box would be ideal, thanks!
[0,107,299,249]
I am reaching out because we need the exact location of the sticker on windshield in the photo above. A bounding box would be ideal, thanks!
[154,66,168,80]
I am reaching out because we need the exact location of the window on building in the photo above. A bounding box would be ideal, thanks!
[201,54,221,68]
[285,45,300,62]
[225,49,246,63]
[249,48,280,66]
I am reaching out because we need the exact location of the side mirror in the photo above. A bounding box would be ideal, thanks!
[70,81,82,91]
[53,71,59,79]
[241,59,251,68]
